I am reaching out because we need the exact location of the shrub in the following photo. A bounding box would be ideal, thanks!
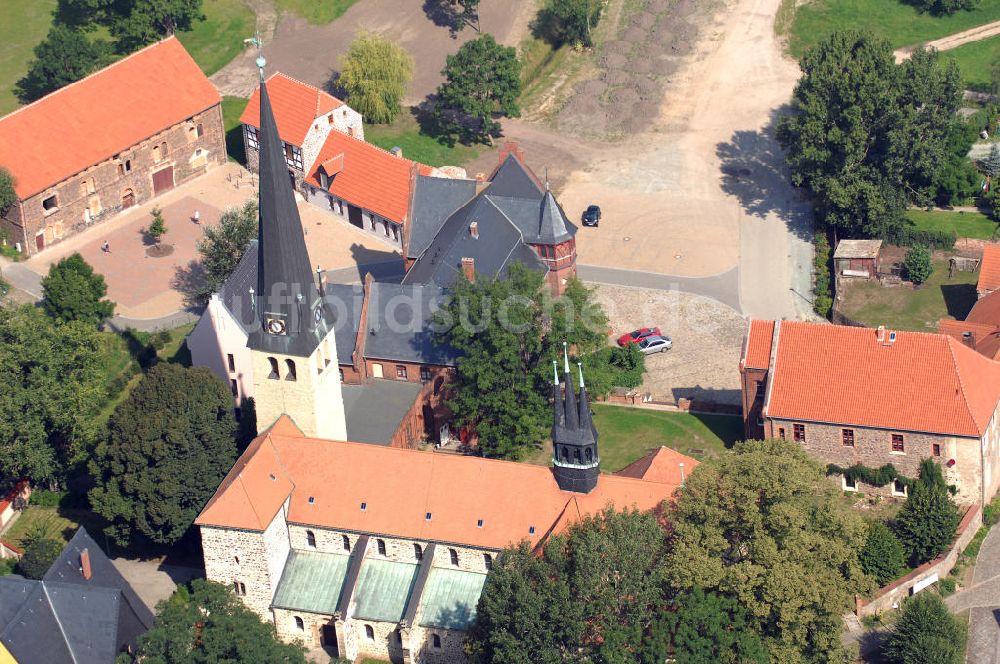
[29,489,66,507]
[903,245,933,284]
[882,592,965,664]
[813,231,833,317]
[886,225,956,249]
[608,343,644,389]
[938,576,957,597]
[983,496,1000,526]
[860,521,907,586]
[17,538,62,579]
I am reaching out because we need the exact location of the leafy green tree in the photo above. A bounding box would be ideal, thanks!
[451,0,481,31]
[665,439,875,663]
[895,460,961,565]
[467,507,671,663]
[0,305,106,484]
[17,538,63,579]
[434,264,547,459]
[42,253,115,325]
[859,521,907,586]
[135,580,308,664]
[110,0,205,53]
[436,34,521,143]
[903,244,933,284]
[147,207,167,245]
[194,200,257,301]
[0,167,15,215]
[534,0,604,47]
[669,588,769,664]
[338,32,414,124]
[14,25,113,103]
[778,33,963,239]
[906,0,977,16]
[89,363,237,546]
[881,592,965,664]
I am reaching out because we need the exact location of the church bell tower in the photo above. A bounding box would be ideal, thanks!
[246,54,346,440]
[552,344,600,493]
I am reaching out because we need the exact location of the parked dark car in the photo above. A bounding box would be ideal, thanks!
[582,205,601,227]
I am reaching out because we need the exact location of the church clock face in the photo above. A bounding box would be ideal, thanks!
[265,317,287,335]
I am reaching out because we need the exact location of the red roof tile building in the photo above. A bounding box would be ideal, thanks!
[740,320,1000,505]
[979,244,1000,297]
[0,37,225,256]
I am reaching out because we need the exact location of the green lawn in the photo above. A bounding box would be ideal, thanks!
[4,506,106,550]
[839,259,979,331]
[527,405,743,471]
[222,95,249,163]
[0,0,56,115]
[177,0,255,76]
[906,209,999,240]
[365,115,480,168]
[275,0,358,24]
[938,33,1000,92]
[786,0,1000,57]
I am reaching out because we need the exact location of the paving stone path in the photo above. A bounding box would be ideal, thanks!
[947,525,1000,663]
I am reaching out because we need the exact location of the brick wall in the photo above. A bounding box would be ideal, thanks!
[352,619,406,661]
[741,367,767,439]
[273,608,327,650]
[3,103,224,256]
[409,626,468,664]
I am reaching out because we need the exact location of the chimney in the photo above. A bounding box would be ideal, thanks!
[80,548,92,580]
[390,146,403,158]
[461,257,475,283]
[469,221,479,239]
[498,141,524,166]
[876,325,886,343]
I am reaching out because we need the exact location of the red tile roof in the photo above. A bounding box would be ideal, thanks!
[306,131,419,224]
[741,319,774,370]
[241,73,344,146]
[980,245,1000,293]
[754,320,1000,437]
[614,447,700,485]
[0,37,220,200]
[197,416,694,548]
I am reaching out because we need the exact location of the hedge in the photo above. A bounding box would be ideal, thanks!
[885,226,957,250]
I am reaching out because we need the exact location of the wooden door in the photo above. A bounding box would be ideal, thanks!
[152,166,174,195]
[34,232,44,252]
[122,190,135,209]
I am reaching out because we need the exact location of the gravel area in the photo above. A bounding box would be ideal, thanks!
[590,284,745,405]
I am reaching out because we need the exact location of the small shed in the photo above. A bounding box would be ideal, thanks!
[834,239,882,279]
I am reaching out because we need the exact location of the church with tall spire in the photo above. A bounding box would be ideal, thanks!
[552,344,601,493]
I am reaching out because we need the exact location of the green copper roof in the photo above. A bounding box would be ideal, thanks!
[419,567,488,630]
[352,559,419,622]
[272,550,350,614]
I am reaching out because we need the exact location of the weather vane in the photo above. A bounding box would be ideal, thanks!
[245,31,265,80]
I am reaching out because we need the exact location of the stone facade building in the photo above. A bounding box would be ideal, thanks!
[0,37,224,256]
[740,319,1000,505]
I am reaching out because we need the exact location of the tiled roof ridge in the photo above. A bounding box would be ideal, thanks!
[41,584,76,664]
[762,319,781,417]
[334,128,422,168]
[267,71,343,116]
[945,336,985,436]
[0,37,179,123]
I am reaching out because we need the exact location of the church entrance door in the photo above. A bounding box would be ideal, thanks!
[321,624,338,656]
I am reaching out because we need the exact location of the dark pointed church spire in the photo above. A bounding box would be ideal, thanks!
[247,55,333,356]
[551,343,600,494]
[563,342,578,430]
[552,360,563,431]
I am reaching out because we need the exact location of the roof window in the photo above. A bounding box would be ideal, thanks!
[360,501,367,511]
[528,526,535,535]
[477,519,484,528]
[268,473,276,481]
[425,512,432,521]
[308,496,315,504]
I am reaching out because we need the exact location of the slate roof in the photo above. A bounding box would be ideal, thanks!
[342,380,424,445]
[0,528,153,664]
[418,567,487,630]
[352,559,419,622]
[363,283,459,366]
[0,37,220,200]
[272,550,351,614]
[407,176,480,260]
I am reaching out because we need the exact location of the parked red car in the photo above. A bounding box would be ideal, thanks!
[617,327,662,347]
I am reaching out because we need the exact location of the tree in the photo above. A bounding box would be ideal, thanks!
[984,143,1000,179]
[881,592,966,664]
[450,0,481,31]
[534,0,604,47]
[146,207,167,245]
[109,0,205,53]
[903,244,933,284]
[14,25,113,103]
[194,200,257,301]
[669,588,769,664]
[433,264,548,459]
[42,253,115,325]
[338,32,414,124]
[894,460,961,566]
[89,363,237,546]
[436,34,521,143]
[134,580,308,664]
[467,507,671,663]
[0,167,17,216]
[0,305,106,485]
[777,33,963,239]
[664,439,875,663]
[859,521,907,586]
[17,538,63,579]
[906,0,977,16]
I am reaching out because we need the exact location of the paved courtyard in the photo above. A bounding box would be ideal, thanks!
[590,284,744,406]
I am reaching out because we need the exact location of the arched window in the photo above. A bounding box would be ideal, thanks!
[365,624,375,640]
[377,539,387,556]
[414,543,423,560]
[585,447,593,462]
[484,553,493,570]
[561,446,569,462]
[306,530,316,548]
[294,616,304,631]
[152,144,161,162]
[342,534,351,551]
[574,448,581,462]
[449,548,459,566]
[267,357,279,379]
[285,359,297,381]
[432,634,441,648]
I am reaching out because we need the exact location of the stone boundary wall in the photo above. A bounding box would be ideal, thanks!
[598,392,741,416]
[856,503,982,617]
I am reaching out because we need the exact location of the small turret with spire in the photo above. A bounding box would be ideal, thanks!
[552,342,600,493]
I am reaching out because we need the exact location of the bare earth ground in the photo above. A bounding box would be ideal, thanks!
[592,284,745,404]
[211,0,536,102]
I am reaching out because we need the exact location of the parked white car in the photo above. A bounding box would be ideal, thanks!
[637,335,672,354]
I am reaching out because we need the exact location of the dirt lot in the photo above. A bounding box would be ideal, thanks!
[591,284,745,406]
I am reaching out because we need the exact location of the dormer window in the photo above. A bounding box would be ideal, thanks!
[319,172,329,189]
